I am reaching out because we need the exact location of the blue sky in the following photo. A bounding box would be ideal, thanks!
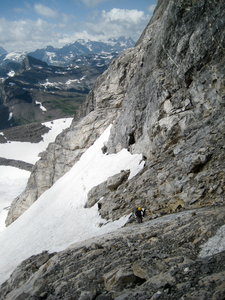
[0,0,157,53]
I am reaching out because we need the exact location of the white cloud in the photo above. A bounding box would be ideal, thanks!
[81,8,150,42]
[62,13,73,23]
[147,4,156,14]
[0,7,150,52]
[34,3,58,19]
[0,17,61,52]
[14,2,32,14]
[102,8,146,24]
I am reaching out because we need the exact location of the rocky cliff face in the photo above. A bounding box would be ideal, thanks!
[2,0,225,298]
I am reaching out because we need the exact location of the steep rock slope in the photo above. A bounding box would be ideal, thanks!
[1,0,225,299]
[6,0,225,225]
[99,0,225,220]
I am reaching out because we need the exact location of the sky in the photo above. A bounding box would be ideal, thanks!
[0,0,157,53]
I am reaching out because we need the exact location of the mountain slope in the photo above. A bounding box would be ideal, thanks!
[0,37,135,130]
[0,37,135,71]
[1,205,225,299]
[0,0,225,299]
[5,45,144,225]
[0,55,106,129]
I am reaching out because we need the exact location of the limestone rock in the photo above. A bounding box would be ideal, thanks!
[106,170,130,191]
[86,170,130,209]
[95,0,225,222]
[103,267,142,292]
[86,181,110,208]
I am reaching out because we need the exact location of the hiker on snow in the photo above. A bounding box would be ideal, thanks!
[135,207,145,223]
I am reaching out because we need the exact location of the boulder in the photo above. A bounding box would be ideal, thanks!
[106,170,130,191]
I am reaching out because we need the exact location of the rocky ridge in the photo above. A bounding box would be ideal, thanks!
[1,0,225,298]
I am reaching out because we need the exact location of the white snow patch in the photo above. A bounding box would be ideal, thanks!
[199,225,225,258]
[36,101,47,112]
[0,167,30,233]
[66,79,79,85]
[55,71,66,74]
[46,51,56,58]
[4,51,26,62]
[40,79,62,89]
[7,71,15,77]
[0,118,73,164]
[0,125,144,285]
[7,112,13,121]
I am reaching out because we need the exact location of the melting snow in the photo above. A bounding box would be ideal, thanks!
[0,167,30,233]
[35,101,47,112]
[66,79,80,85]
[0,124,144,285]
[0,118,73,164]
[7,71,15,77]
[7,112,13,121]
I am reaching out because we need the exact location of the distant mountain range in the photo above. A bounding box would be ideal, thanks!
[0,37,135,71]
[0,37,135,130]
[29,37,135,66]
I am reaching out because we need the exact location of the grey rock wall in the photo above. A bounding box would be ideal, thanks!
[106,0,225,157]
[96,0,225,220]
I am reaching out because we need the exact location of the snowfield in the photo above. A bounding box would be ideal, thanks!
[0,118,73,232]
[0,118,73,164]
[0,167,30,233]
[0,123,144,285]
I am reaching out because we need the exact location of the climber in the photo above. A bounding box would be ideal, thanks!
[135,207,145,223]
